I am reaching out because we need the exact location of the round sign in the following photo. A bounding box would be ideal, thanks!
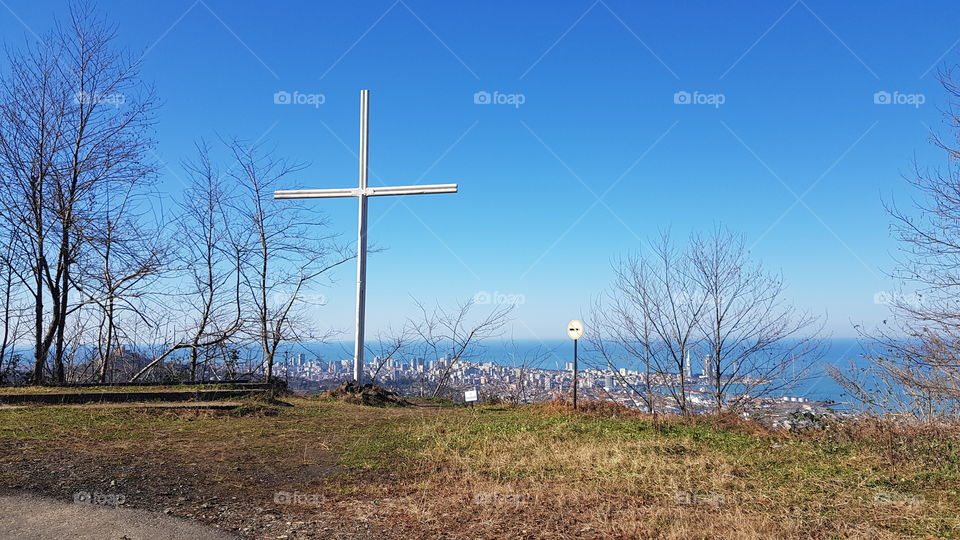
[567,319,584,340]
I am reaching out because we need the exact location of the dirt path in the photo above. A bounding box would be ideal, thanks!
[0,493,238,539]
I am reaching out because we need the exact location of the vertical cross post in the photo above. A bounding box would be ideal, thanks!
[354,90,369,384]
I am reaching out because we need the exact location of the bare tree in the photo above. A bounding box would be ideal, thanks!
[0,29,67,384]
[367,325,412,384]
[834,69,960,417]
[77,180,168,383]
[407,298,513,398]
[499,338,552,405]
[168,143,242,382]
[690,228,823,411]
[228,140,349,381]
[603,231,822,414]
[127,140,347,383]
[0,233,28,382]
[612,233,706,413]
[585,297,655,412]
[0,3,157,383]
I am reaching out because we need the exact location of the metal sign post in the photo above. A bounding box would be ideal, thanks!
[567,320,584,410]
[274,90,458,384]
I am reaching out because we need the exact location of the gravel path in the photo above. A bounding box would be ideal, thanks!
[0,493,238,539]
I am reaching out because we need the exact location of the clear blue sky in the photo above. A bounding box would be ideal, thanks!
[2,1,956,340]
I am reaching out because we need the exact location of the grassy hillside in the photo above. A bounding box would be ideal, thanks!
[0,396,957,538]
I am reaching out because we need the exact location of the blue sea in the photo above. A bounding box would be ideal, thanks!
[281,338,873,404]
[5,337,872,403]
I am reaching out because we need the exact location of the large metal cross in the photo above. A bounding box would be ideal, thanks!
[274,90,458,384]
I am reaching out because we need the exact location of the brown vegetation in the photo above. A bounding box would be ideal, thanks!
[1,397,957,538]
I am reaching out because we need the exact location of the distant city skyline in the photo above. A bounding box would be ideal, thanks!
[1,1,956,339]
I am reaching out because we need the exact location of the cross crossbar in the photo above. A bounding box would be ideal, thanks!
[273,183,457,200]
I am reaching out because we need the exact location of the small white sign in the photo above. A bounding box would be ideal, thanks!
[464,389,478,403]
[567,319,584,340]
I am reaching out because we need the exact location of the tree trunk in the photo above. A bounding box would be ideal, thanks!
[54,250,68,383]
[98,296,114,384]
[0,260,13,383]
[31,257,44,384]
[190,347,198,382]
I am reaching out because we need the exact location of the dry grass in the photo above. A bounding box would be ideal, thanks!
[0,395,957,538]
[367,401,960,538]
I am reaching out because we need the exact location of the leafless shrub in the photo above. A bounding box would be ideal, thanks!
[837,69,960,417]
[406,297,513,398]
[594,230,822,413]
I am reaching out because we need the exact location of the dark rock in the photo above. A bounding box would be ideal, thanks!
[320,382,411,407]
